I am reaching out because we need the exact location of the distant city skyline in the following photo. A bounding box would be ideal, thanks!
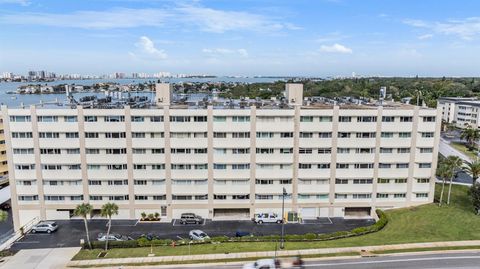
[1,0,480,77]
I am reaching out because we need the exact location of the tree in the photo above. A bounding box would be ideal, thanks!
[460,127,480,150]
[437,162,452,206]
[446,156,463,205]
[464,158,480,185]
[0,210,8,222]
[471,183,480,214]
[101,202,119,251]
[74,203,93,250]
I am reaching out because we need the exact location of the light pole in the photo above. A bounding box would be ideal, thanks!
[280,187,287,249]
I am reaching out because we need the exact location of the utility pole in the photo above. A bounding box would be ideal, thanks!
[280,187,287,249]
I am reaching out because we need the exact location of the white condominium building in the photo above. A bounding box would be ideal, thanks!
[437,97,480,128]
[2,84,441,230]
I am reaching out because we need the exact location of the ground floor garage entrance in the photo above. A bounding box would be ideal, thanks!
[300,207,317,219]
[344,207,371,218]
[213,208,250,220]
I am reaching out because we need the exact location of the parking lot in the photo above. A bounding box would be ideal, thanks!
[10,217,374,250]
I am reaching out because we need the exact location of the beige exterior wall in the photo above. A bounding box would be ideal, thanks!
[0,112,8,178]
[1,105,439,230]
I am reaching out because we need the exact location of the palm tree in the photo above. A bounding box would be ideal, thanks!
[437,162,452,206]
[74,203,93,250]
[0,210,8,222]
[101,202,119,251]
[464,158,480,185]
[446,156,463,205]
[460,127,480,150]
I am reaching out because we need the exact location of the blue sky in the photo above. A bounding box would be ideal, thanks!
[1,0,480,77]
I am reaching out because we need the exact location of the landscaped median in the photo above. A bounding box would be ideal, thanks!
[72,184,480,264]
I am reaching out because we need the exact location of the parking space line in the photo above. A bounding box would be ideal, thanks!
[172,219,176,226]
[327,217,333,224]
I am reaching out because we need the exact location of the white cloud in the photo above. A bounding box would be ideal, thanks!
[0,0,30,6]
[319,43,352,54]
[202,48,248,57]
[134,36,167,59]
[404,17,480,40]
[418,34,433,40]
[0,5,299,33]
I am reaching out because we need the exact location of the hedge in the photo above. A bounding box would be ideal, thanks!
[84,210,388,249]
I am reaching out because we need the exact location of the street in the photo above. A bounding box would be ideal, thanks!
[9,218,374,250]
[143,251,480,269]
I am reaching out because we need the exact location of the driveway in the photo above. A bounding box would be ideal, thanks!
[10,218,374,250]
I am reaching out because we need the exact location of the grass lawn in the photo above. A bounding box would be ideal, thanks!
[450,142,477,159]
[73,184,480,260]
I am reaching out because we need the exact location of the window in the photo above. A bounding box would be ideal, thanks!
[232,148,249,154]
[89,196,102,201]
[337,148,350,154]
[319,116,332,122]
[214,194,227,200]
[37,116,58,122]
[13,148,34,154]
[68,164,81,170]
[132,132,146,138]
[171,148,191,154]
[131,116,144,122]
[396,163,409,169]
[232,116,250,122]
[300,116,313,122]
[150,116,164,122]
[86,148,100,154]
[84,116,97,122]
[104,116,125,122]
[394,193,406,198]
[400,116,412,122]
[256,179,273,185]
[134,164,147,170]
[318,148,332,154]
[353,193,371,199]
[233,194,249,200]
[423,116,436,122]
[257,148,274,154]
[214,164,227,170]
[399,132,411,138]
[151,148,164,154]
[193,132,207,138]
[232,132,250,138]
[397,148,410,154]
[381,132,394,138]
[335,193,347,199]
[85,132,99,138]
[108,180,128,185]
[152,180,165,185]
[88,180,102,185]
[213,116,226,122]
[394,178,407,183]
[132,148,146,154]
[107,164,127,170]
[151,132,165,138]
[40,148,61,154]
[152,164,165,170]
[382,116,395,122]
[194,148,207,154]
[191,116,207,122]
[354,163,374,169]
[18,195,38,201]
[335,179,348,184]
[87,165,100,170]
[417,178,430,183]
[357,116,376,122]
[356,132,376,138]
[65,132,79,138]
[319,132,332,138]
[379,163,392,168]
[377,193,389,198]
[419,147,433,153]
[338,132,351,138]
[336,163,349,169]
[356,148,374,154]
[299,148,313,154]
[380,148,393,154]
[135,195,148,200]
[280,148,293,154]
[39,132,60,138]
[299,163,312,169]
[232,164,249,170]
[172,195,192,200]
[70,195,83,201]
[109,195,129,201]
[10,116,31,122]
[353,179,373,184]
[153,195,166,200]
[12,132,33,138]
[339,116,351,122]
[106,148,127,154]
[170,116,191,122]
[214,132,227,138]
[416,193,429,198]
[419,163,432,168]
[42,164,62,170]
[318,163,330,169]
[256,132,274,138]
[377,178,390,183]
[105,132,126,138]
[421,132,434,138]
[15,164,35,170]
[255,194,274,200]
[195,164,208,170]
[299,132,313,138]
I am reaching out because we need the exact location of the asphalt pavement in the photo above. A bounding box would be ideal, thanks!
[9,218,374,250]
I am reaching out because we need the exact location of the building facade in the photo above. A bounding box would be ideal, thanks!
[2,84,441,230]
[437,97,480,128]
[0,112,8,181]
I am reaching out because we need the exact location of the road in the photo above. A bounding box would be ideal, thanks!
[145,252,480,269]
[9,218,374,250]
[439,137,471,162]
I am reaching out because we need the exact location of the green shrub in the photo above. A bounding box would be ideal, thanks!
[211,236,230,242]
[88,240,138,249]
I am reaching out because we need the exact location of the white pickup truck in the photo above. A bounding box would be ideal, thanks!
[253,212,283,224]
[243,257,304,269]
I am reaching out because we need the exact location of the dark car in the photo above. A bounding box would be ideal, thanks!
[179,213,203,225]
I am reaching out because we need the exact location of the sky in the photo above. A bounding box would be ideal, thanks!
[1,0,480,77]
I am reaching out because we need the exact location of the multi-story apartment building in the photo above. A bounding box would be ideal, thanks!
[437,97,480,128]
[0,112,8,182]
[2,84,441,230]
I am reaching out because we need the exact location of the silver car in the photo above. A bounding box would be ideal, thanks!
[31,221,58,234]
[189,229,210,241]
[97,233,133,241]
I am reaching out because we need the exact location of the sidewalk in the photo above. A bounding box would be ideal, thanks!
[1,247,80,269]
[67,240,480,267]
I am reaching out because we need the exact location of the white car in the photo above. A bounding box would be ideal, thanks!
[97,233,132,241]
[253,213,283,224]
[243,259,280,269]
[189,229,210,241]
